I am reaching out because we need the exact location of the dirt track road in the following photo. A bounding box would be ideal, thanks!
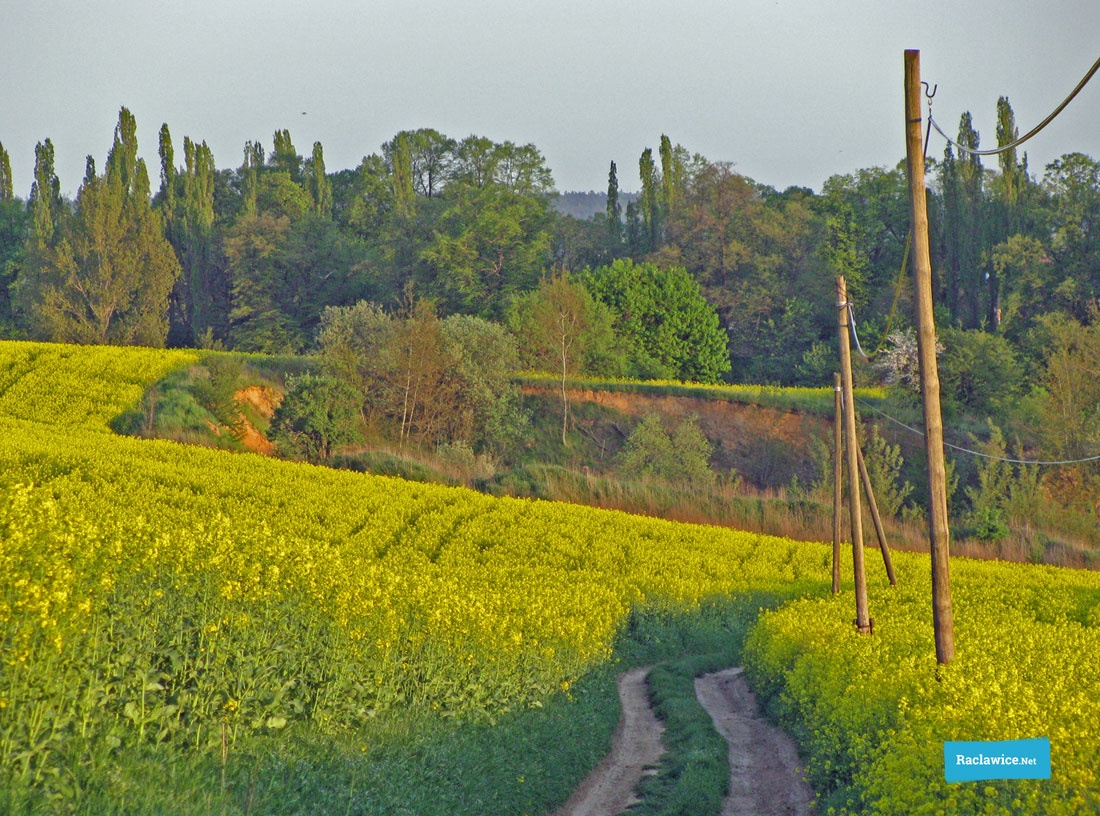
[695,667,814,816]
[551,665,814,816]
[551,667,664,816]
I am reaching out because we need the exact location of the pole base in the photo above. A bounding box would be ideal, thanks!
[853,617,875,635]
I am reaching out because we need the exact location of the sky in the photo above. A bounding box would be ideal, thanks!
[2,0,1098,199]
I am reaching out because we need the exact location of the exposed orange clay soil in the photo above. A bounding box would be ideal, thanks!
[232,386,282,455]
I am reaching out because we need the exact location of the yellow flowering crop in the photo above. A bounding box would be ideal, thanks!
[1,340,1096,816]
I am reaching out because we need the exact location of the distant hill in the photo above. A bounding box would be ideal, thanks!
[553,190,640,221]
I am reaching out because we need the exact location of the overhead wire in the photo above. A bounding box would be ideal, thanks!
[855,397,1100,467]
[928,54,1100,158]
[844,58,1100,464]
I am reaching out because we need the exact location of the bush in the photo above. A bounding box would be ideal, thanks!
[617,414,715,487]
[269,373,362,462]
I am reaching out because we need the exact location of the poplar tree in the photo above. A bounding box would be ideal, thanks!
[0,142,12,202]
[659,134,684,219]
[157,123,177,222]
[306,141,333,216]
[956,113,984,328]
[162,133,221,344]
[106,107,140,195]
[994,97,1026,218]
[17,108,180,345]
[639,148,660,252]
[606,160,622,247]
[391,132,415,219]
[271,129,302,182]
[28,139,62,248]
[240,140,264,216]
[0,141,25,324]
[939,144,963,320]
[986,97,1022,328]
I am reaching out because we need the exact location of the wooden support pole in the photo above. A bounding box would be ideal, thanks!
[836,276,871,633]
[832,373,843,594]
[905,49,955,663]
[856,443,897,586]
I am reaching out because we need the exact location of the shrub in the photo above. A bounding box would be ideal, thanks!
[269,373,362,462]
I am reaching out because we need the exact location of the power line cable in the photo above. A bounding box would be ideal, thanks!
[928,55,1100,158]
[855,397,1100,466]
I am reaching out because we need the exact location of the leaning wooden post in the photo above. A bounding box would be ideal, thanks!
[905,49,955,663]
[856,443,897,586]
[836,276,871,633]
[832,373,843,594]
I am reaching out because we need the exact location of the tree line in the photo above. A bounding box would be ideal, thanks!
[0,103,1098,421]
[2,100,1098,539]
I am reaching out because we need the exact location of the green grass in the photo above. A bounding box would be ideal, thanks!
[1,666,621,816]
[1,596,796,816]
[622,593,796,816]
[514,373,887,417]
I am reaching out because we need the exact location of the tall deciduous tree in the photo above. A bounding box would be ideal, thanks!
[659,134,685,220]
[305,141,333,216]
[270,129,302,183]
[391,132,415,219]
[225,212,298,352]
[239,140,265,217]
[0,142,12,203]
[28,139,62,249]
[0,143,26,324]
[583,258,730,382]
[160,130,223,345]
[509,271,618,444]
[606,160,622,247]
[639,147,660,252]
[157,123,176,222]
[956,112,985,328]
[1044,152,1100,322]
[419,183,553,317]
[16,109,180,345]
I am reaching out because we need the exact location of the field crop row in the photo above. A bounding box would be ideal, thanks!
[0,341,829,807]
[1,340,1097,814]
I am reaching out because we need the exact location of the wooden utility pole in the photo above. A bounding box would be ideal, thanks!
[904,50,955,663]
[832,373,843,594]
[857,445,897,586]
[836,277,871,633]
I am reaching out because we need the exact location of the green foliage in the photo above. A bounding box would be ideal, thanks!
[15,110,180,346]
[1037,314,1100,460]
[318,300,524,452]
[938,327,1024,419]
[440,313,526,452]
[618,413,715,487]
[509,272,623,443]
[269,372,361,462]
[226,212,362,354]
[0,141,12,202]
[744,553,1100,815]
[0,197,27,327]
[317,299,394,421]
[584,258,730,383]
[862,423,913,519]
[420,183,553,317]
[189,356,245,427]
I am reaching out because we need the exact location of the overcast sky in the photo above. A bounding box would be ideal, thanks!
[2,0,1098,199]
